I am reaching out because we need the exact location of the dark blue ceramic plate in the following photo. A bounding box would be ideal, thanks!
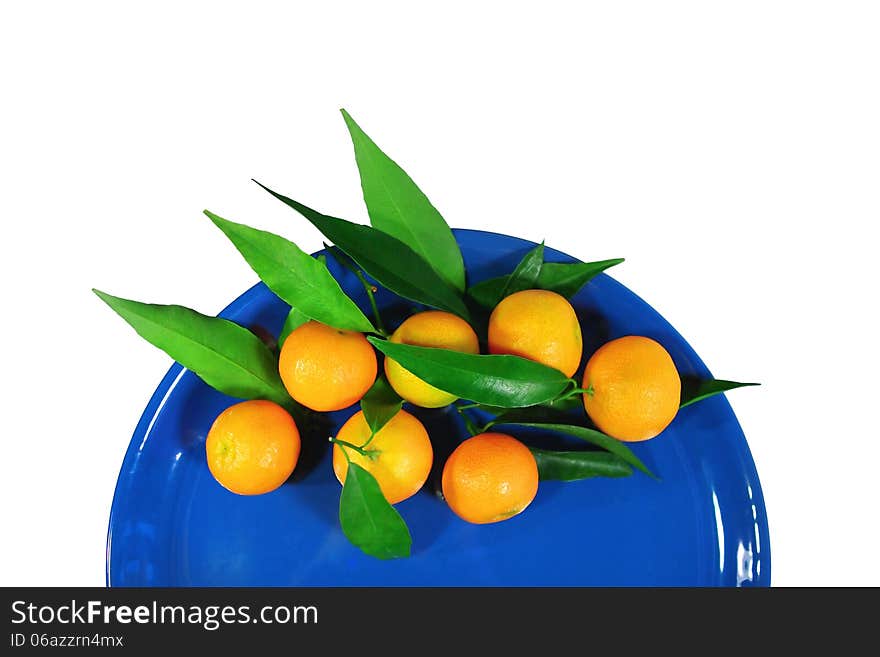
[107,229,770,586]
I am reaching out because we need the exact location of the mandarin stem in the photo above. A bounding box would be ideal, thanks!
[330,437,379,459]
[358,430,378,450]
[455,405,481,437]
[556,385,591,402]
[353,268,386,336]
[326,244,387,336]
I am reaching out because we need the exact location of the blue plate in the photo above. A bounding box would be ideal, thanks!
[107,229,770,586]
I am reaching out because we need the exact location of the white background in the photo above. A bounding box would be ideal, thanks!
[1,1,877,586]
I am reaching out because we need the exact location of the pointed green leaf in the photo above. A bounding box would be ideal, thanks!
[530,449,633,481]
[504,422,655,478]
[341,109,465,293]
[482,404,582,428]
[537,258,625,297]
[368,337,570,407]
[473,394,584,421]
[467,276,508,310]
[468,242,544,308]
[360,376,404,434]
[205,210,374,333]
[94,290,289,405]
[278,307,309,347]
[339,462,412,560]
[468,257,624,307]
[680,378,760,408]
[254,182,470,320]
[468,243,544,308]
[500,242,544,299]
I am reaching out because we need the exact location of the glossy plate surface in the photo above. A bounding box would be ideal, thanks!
[107,229,770,586]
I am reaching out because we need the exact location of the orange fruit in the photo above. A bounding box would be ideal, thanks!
[582,335,681,442]
[385,311,480,408]
[488,289,583,377]
[205,400,301,495]
[278,320,377,412]
[441,432,539,524]
[332,409,433,504]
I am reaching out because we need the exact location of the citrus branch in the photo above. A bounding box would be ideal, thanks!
[454,405,481,437]
[330,436,380,460]
[352,268,386,336]
[325,243,387,336]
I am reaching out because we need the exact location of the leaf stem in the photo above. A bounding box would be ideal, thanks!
[330,436,380,460]
[326,243,387,336]
[353,268,387,336]
[455,405,482,437]
[555,384,591,402]
[338,441,352,464]
[359,430,378,450]
[477,419,497,434]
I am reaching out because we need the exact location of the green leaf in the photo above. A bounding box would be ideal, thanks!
[680,378,760,408]
[254,182,470,320]
[278,307,309,347]
[468,258,624,307]
[467,277,508,309]
[469,243,545,308]
[501,242,544,298]
[540,394,586,412]
[360,376,404,434]
[93,290,289,405]
[368,337,570,407]
[537,259,625,298]
[504,422,655,478]
[339,462,412,560]
[472,394,584,423]
[483,404,581,428]
[530,449,633,481]
[205,210,374,333]
[341,109,466,293]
